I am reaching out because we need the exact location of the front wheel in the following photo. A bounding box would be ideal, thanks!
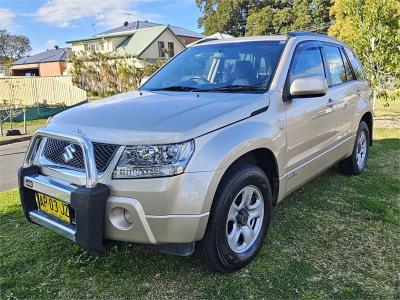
[196,164,272,272]
[339,121,370,175]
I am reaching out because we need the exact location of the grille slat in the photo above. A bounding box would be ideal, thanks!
[42,138,119,172]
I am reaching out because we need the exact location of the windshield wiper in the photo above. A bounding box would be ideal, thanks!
[149,85,200,92]
[148,84,266,93]
[196,85,266,92]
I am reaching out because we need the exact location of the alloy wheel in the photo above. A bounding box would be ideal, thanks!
[226,185,264,253]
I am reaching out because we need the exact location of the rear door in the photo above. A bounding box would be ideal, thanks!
[321,43,359,143]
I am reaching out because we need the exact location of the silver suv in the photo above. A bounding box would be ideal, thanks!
[19,32,373,272]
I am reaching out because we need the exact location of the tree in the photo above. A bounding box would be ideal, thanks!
[68,51,165,96]
[246,0,332,35]
[0,29,31,65]
[196,0,256,36]
[196,0,332,36]
[329,0,400,109]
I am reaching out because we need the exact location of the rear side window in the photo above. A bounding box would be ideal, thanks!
[344,47,365,81]
[289,44,325,84]
[323,45,347,85]
[340,48,355,81]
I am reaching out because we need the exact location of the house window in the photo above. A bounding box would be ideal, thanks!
[168,42,174,57]
[97,42,104,51]
[84,43,96,52]
[158,41,165,58]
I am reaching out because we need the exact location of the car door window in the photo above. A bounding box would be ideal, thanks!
[324,45,347,86]
[344,47,365,81]
[290,44,325,84]
[340,48,355,81]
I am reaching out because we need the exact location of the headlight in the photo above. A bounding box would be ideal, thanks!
[113,140,195,179]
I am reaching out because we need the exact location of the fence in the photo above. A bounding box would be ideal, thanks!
[0,76,87,107]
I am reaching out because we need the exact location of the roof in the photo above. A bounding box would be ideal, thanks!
[66,33,131,43]
[66,21,204,44]
[98,20,204,39]
[193,33,343,47]
[287,31,345,45]
[13,48,71,65]
[194,35,288,46]
[115,26,185,56]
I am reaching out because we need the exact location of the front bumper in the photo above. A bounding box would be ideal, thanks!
[19,129,213,252]
[19,166,109,251]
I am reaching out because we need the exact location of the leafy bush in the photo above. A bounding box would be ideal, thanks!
[68,52,165,97]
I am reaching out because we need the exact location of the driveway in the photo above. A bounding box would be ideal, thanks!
[0,141,29,191]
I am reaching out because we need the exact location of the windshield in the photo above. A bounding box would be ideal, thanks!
[141,41,285,93]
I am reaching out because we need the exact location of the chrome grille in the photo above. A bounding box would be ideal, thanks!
[42,138,119,172]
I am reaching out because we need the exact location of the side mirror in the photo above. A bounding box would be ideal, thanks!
[140,76,150,87]
[289,76,328,97]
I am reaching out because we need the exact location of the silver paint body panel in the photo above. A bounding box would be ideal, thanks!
[21,34,373,244]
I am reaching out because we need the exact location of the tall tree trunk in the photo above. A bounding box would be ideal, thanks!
[372,88,376,112]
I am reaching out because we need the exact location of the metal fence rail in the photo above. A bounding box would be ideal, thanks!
[0,76,87,107]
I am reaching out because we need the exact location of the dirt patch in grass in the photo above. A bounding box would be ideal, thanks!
[375,116,400,128]
[0,128,399,299]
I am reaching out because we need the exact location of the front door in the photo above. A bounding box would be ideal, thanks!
[285,41,338,193]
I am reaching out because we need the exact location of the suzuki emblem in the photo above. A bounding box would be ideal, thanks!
[62,144,76,163]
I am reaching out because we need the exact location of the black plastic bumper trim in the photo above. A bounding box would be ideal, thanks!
[19,166,109,252]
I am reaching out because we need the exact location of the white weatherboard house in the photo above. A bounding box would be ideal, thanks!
[66,21,204,60]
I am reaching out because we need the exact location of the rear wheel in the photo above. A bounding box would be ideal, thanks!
[339,121,370,175]
[197,164,272,272]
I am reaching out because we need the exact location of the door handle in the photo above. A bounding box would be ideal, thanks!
[278,119,286,130]
[327,98,335,108]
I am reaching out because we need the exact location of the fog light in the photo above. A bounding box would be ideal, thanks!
[124,209,134,224]
[110,207,134,230]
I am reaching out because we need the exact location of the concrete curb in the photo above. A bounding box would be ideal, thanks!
[0,136,32,146]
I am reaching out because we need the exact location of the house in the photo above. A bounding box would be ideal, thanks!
[66,21,204,60]
[11,47,71,76]
[98,20,204,46]
[67,25,187,60]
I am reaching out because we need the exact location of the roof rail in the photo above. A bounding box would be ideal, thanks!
[287,31,328,38]
[189,37,220,46]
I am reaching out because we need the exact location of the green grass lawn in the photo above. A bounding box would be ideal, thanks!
[1,118,47,130]
[375,97,400,118]
[0,119,47,142]
[1,128,399,299]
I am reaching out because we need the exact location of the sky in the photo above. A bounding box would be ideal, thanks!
[0,0,202,54]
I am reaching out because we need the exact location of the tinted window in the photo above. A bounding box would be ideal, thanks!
[324,45,346,85]
[344,47,365,80]
[290,44,325,84]
[142,41,285,92]
[340,48,355,81]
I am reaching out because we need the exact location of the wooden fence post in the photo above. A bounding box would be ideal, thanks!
[52,78,56,103]
[33,76,38,103]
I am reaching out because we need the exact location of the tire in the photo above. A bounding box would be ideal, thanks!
[339,121,370,175]
[196,164,273,272]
